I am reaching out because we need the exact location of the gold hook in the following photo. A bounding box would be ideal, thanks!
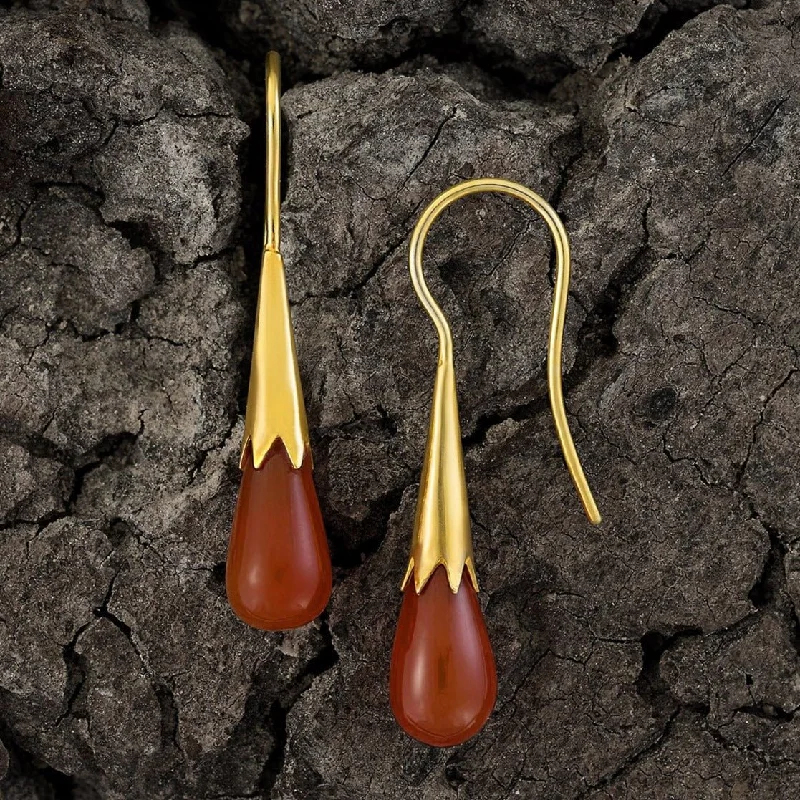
[403,178,600,595]
[240,53,310,471]
[265,51,281,252]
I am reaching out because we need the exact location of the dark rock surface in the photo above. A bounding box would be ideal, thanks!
[1,0,799,798]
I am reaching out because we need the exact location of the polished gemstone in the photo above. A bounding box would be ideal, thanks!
[226,442,331,630]
[389,566,497,747]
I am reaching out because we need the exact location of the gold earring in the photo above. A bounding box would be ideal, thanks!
[389,178,601,746]
[226,53,332,630]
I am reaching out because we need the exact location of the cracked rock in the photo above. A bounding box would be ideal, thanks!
[662,612,800,724]
[184,0,752,85]
[467,0,654,78]
[96,114,246,265]
[12,187,155,336]
[585,713,800,799]
[0,441,67,524]
[213,0,458,76]
[467,1,752,81]
[3,0,800,798]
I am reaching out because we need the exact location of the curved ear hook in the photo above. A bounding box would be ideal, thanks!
[411,177,601,523]
[264,51,281,252]
[404,178,600,593]
[240,52,310,471]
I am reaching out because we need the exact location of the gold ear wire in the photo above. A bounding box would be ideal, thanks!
[264,51,281,252]
[403,178,601,595]
[240,52,310,470]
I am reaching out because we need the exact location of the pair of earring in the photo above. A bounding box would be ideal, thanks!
[225,53,602,748]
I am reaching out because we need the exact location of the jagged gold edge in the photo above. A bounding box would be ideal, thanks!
[401,556,479,594]
[239,433,312,471]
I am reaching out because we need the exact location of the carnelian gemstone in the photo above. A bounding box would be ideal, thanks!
[226,443,331,630]
[389,566,497,747]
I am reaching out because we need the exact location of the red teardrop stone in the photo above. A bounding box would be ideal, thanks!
[389,566,497,747]
[226,442,332,630]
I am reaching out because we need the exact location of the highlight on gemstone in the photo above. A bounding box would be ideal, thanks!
[226,441,331,630]
[389,565,497,747]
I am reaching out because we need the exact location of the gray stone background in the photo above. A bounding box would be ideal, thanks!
[1,0,799,797]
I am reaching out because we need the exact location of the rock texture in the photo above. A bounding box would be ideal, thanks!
[1,0,800,798]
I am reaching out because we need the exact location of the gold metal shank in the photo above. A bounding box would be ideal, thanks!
[264,51,281,252]
[240,52,311,471]
[404,178,602,595]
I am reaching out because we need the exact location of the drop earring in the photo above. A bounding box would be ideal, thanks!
[226,53,332,630]
[389,178,602,746]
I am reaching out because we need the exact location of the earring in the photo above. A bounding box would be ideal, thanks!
[389,179,602,746]
[226,53,332,630]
